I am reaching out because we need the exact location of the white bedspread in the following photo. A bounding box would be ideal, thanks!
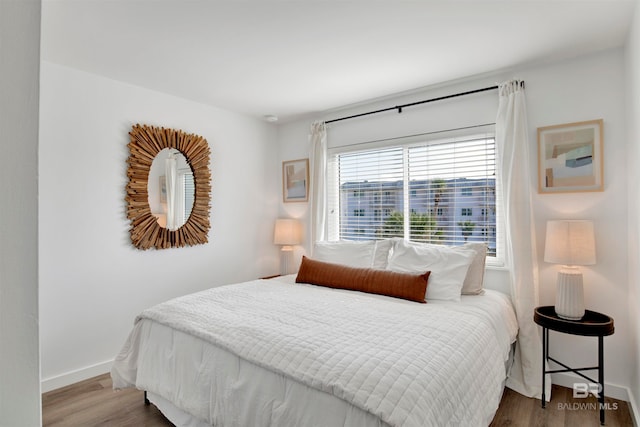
[112,277,517,427]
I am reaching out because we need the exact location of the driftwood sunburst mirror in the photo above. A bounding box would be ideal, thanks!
[126,124,211,250]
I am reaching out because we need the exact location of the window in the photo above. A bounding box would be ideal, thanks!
[183,171,194,220]
[327,126,501,260]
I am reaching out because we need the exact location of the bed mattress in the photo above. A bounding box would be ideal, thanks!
[112,275,517,427]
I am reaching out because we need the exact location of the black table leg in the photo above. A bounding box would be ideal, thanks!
[599,335,604,425]
[542,327,547,408]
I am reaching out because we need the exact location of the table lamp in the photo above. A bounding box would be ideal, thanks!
[274,218,302,275]
[544,220,596,320]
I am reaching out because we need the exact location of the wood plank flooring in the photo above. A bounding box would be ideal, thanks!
[490,385,633,427]
[42,375,172,427]
[43,373,634,426]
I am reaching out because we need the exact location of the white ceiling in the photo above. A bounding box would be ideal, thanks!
[41,1,636,123]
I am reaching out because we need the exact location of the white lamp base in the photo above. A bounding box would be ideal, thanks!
[555,267,585,320]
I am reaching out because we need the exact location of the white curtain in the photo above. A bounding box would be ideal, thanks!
[496,80,550,399]
[309,121,327,245]
[165,154,178,231]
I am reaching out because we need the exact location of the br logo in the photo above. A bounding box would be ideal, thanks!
[573,382,602,398]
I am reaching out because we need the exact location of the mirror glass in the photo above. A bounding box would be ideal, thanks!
[148,148,195,231]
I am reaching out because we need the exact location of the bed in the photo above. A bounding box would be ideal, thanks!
[111,239,518,427]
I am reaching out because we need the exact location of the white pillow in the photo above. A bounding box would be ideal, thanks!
[387,240,475,302]
[372,239,396,269]
[394,240,487,295]
[312,241,376,268]
[456,242,487,295]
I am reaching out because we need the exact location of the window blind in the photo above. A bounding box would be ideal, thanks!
[326,125,503,262]
[183,172,195,220]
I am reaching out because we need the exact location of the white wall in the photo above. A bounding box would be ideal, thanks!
[277,48,633,400]
[0,1,42,425]
[625,0,640,420]
[528,49,631,402]
[39,62,280,391]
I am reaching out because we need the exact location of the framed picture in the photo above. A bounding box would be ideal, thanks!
[282,158,309,202]
[537,119,603,193]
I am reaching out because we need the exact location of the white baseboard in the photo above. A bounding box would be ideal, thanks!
[41,359,113,393]
[628,387,640,427]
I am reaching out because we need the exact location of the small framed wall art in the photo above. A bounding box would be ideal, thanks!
[282,158,309,202]
[537,119,604,193]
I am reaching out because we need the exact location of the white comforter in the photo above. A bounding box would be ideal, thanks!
[112,277,517,427]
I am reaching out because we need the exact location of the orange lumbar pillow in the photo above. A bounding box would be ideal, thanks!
[295,256,430,303]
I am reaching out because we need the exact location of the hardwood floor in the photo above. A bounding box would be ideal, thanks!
[42,375,172,427]
[490,385,634,427]
[43,374,634,426]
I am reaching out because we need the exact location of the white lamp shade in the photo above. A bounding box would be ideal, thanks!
[273,219,302,246]
[544,220,596,266]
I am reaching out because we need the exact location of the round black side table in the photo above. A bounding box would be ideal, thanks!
[534,306,614,426]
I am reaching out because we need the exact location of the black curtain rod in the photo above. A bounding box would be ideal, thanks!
[325,84,506,124]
